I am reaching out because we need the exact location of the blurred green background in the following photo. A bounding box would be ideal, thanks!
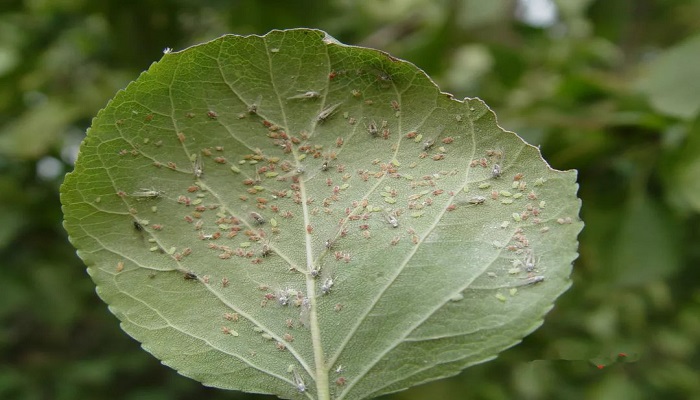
[2,0,699,399]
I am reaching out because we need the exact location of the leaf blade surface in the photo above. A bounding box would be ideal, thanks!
[61,29,582,400]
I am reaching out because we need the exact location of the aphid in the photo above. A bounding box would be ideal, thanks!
[492,163,502,179]
[130,188,164,199]
[193,155,203,178]
[264,292,277,301]
[321,277,334,295]
[310,265,322,279]
[422,139,435,151]
[116,261,124,272]
[184,271,198,280]
[224,312,239,322]
[287,90,321,100]
[250,212,265,225]
[317,103,342,122]
[133,221,143,231]
[486,149,504,159]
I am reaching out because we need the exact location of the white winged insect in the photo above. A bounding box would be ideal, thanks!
[276,165,305,181]
[383,209,399,228]
[321,276,334,295]
[248,95,262,114]
[287,90,321,100]
[250,211,265,225]
[260,239,273,258]
[130,188,164,199]
[467,195,486,205]
[492,163,502,179]
[319,262,336,295]
[519,275,545,286]
[487,148,504,178]
[289,366,306,392]
[523,248,539,272]
[192,155,203,178]
[299,298,311,327]
[317,103,342,123]
[365,119,379,137]
[277,288,292,307]
[310,263,322,279]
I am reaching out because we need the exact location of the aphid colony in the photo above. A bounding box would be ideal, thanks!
[117,76,558,384]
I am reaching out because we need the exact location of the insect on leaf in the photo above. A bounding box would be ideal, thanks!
[60,29,583,400]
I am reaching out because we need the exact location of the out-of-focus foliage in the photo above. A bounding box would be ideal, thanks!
[1,0,698,399]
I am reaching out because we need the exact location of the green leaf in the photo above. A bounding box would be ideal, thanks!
[609,193,681,286]
[61,29,582,400]
[637,33,700,120]
[0,99,81,159]
[663,117,700,214]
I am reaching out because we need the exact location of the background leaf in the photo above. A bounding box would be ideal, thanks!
[61,29,581,399]
[637,33,700,120]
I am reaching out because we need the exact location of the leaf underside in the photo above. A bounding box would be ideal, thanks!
[61,29,582,400]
